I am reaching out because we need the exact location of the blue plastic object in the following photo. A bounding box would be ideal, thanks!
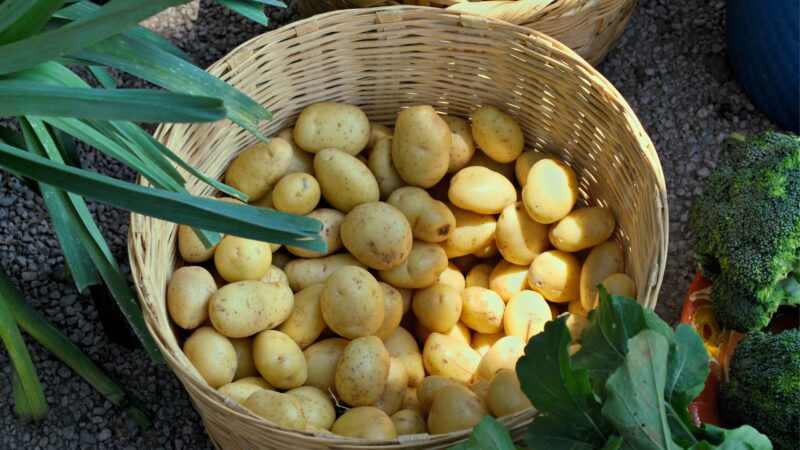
[726,0,799,132]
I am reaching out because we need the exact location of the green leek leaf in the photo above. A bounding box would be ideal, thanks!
[87,65,117,89]
[215,0,269,26]
[0,0,65,45]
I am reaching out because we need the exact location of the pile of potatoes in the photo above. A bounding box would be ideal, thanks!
[167,101,637,440]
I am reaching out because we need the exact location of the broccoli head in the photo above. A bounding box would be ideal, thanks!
[720,329,800,450]
[689,131,800,331]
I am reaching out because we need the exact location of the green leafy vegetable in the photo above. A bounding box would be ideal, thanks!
[450,416,518,450]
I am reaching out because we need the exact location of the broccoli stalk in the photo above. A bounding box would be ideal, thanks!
[689,131,800,331]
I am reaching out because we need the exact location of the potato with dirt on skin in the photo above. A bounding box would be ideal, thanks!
[427,384,489,434]
[225,138,293,201]
[415,321,471,346]
[528,250,582,303]
[374,282,404,340]
[470,105,524,163]
[496,202,551,265]
[386,186,455,243]
[392,105,451,188]
[368,136,407,199]
[167,266,216,330]
[443,115,476,174]
[417,375,467,417]
[549,206,616,252]
[214,236,272,283]
[515,150,547,187]
[293,102,370,155]
[448,166,517,215]
[368,122,392,149]
[422,332,481,382]
[272,172,321,215]
[321,266,384,339]
[331,406,398,439]
[208,281,293,338]
[504,290,552,342]
[314,148,379,212]
[244,389,307,431]
[277,284,326,349]
[403,387,420,411]
[253,330,307,389]
[378,240,449,289]
[372,357,409,415]
[460,287,505,333]
[218,376,272,404]
[336,336,391,406]
[384,327,425,387]
[472,331,504,357]
[391,409,427,435]
[283,253,367,291]
[183,327,237,388]
[439,205,497,258]
[230,338,258,380]
[412,283,462,333]
[287,386,336,430]
[277,127,315,175]
[341,202,413,270]
[522,158,579,224]
[466,264,493,289]
[303,337,348,394]
[286,209,344,258]
[486,369,533,418]
[580,241,624,310]
[475,335,525,380]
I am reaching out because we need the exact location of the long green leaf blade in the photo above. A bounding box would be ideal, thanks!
[0,0,65,45]
[215,0,269,26]
[87,65,117,89]
[248,0,287,7]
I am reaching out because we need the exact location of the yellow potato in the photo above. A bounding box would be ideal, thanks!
[403,387,420,411]
[439,205,497,258]
[167,266,216,330]
[427,384,489,434]
[600,272,636,299]
[486,369,532,417]
[277,284,326,349]
[398,287,413,315]
[549,207,616,252]
[451,254,479,274]
[472,331,504,357]
[411,283,462,332]
[213,236,272,283]
[287,386,336,430]
[422,332,481,382]
[368,136,407,199]
[225,138,293,201]
[230,337,258,380]
[303,337,348,394]
[443,115,476,174]
[177,225,217,262]
[448,166,516,214]
[372,357,409,415]
[208,281,293,338]
[314,148,379,212]
[438,263,466,291]
[244,389,307,431]
[391,105,451,188]
[417,376,466,417]
[331,406,397,440]
[260,265,289,287]
[378,240,449,289]
[341,202,413,270]
[580,241,624,310]
[470,105,524,163]
[472,240,499,259]
[293,102,370,155]
[272,172,321,215]
[253,330,307,389]
[276,127,315,175]
[321,266,384,339]
[284,253,367,292]
[391,409,427,435]
[466,264,493,289]
[568,298,588,316]
[514,150,547,187]
[286,209,344,258]
[271,251,292,270]
[368,122,393,149]
[467,151,515,181]
[386,186,455,243]
[183,327,236,388]
[375,282,404,340]
[566,312,589,342]
[218,376,273,404]
[496,202,550,265]
[475,335,525,380]
[522,158,579,224]
[489,260,529,302]
[249,190,274,208]
[460,287,505,333]
[335,336,391,406]
[415,321,471,346]
[469,379,490,398]
[384,327,425,387]
[528,250,582,303]
[503,290,552,343]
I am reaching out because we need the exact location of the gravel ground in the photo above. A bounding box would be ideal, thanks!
[0,0,776,448]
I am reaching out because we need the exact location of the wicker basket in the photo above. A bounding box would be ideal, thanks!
[129,6,667,449]
[299,0,637,66]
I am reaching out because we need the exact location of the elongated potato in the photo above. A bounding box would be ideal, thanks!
[253,330,307,389]
[336,336,391,406]
[244,390,307,431]
[332,407,397,440]
[460,287,505,333]
[177,225,217,263]
[522,158,579,224]
[277,284,326,348]
[218,376,273,404]
[422,332,481,382]
[369,136,407,199]
[528,250,582,303]
[214,236,272,283]
[284,253,367,292]
[580,241,624,310]
[372,357,409,415]
[341,202,413,270]
[303,338,348,394]
[391,409,427,435]
[230,338,258,380]
[384,327,425,387]
[417,375,467,416]
[293,102,370,155]
[412,283,462,332]
[286,209,344,258]
[438,263,466,291]
[378,240,448,289]
[489,260,529,302]
[514,150,547,187]
[440,205,497,258]
[472,331,504,356]
[443,115,476,173]
[392,105,451,188]
[183,327,236,388]
[287,386,336,430]
[448,166,516,214]
[466,264,493,289]
[321,266,384,339]
[475,335,525,380]
[225,138,293,201]
[272,172,321,215]
[600,273,636,299]
[314,148,379,212]
[368,122,392,149]
[209,281,293,338]
[504,290,552,342]
[470,105,524,163]
[486,369,532,417]
[277,127,315,175]
[167,266,216,330]
[386,186,455,243]
[375,282,404,340]
[427,384,489,434]
[549,207,616,252]
[496,202,550,265]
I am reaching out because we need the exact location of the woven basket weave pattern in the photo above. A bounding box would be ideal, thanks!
[129,7,667,449]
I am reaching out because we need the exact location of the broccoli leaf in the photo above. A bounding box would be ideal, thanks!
[690,424,773,450]
[450,416,518,450]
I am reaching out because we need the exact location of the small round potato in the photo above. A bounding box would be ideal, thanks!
[276,127,315,175]
[372,357,409,415]
[209,281,293,338]
[167,266,216,329]
[341,202,413,270]
[335,336,391,406]
[303,338,348,394]
[422,332,481,382]
[218,376,272,404]
[284,253,367,292]
[448,166,516,214]
[549,207,616,252]
[427,384,489,434]
[496,202,550,265]
[417,376,466,416]
[378,240,449,289]
[214,236,272,283]
[384,327,425,387]
[580,241,625,310]
[466,264,493,289]
[224,138,293,201]
[438,263,466,291]
[244,389,307,431]
[528,250,582,303]
[287,386,336,430]
[253,330,308,389]
[522,158,579,224]
[601,273,636,299]
[331,406,397,440]
[471,332,504,357]
[177,225,217,263]
[286,208,344,258]
[293,102,370,155]
[277,284,326,348]
[260,265,289,287]
[272,172,321,215]
[403,387,420,411]
[460,287,505,333]
[392,105,451,188]
[514,151,547,187]
[470,105,524,163]
[415,321,471,346]
[504,290,552,342]
[439,205,497,258]
[386,186,456,243]
[368,136,407,199]
[412,283,462,332]
[321,266,384,339]
[475,335,525,380]
[230,338,258,380]
[183,327,236,388]
[442,115,476,174]
[391,409,427,435]
[368,122,393,149]
[314,148,380,212]
[486,369,532,417]
[489,260,530,302]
